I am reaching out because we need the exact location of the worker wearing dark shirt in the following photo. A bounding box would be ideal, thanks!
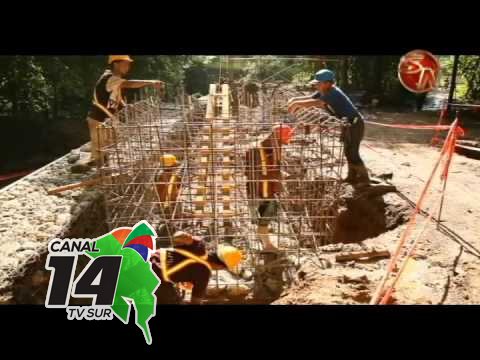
[150,231,242,304]
[86,55,164,166]
[287,69,369,185]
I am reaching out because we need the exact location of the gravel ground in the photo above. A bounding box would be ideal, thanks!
[0,147,100,302]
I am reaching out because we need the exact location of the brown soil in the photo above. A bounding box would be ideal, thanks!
[274,110,480,305]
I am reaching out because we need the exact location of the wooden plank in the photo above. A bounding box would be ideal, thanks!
[199,146,211,154]
[222,196,231,210]
[196,184,236,196]
[222,136,235,144]
[222,185,232,195]
[192,197,233,206]
[47,173,128,195]
[47,177,101,195]
[194,196,207,205]
[222,172,234,180]
[194,195,205,211]
[335,249,390,263]
[192,210,235,218]
[210,127,233,134]
[206,84,217,119]
[196,186,207,195]
[456,144,480,159]
[221,84,230,119]
[223,156,232,165]
[198,147,233,155]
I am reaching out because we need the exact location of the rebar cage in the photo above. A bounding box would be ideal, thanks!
[97,83,346,298]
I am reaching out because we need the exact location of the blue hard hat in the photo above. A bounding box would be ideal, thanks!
[308,69,335,85]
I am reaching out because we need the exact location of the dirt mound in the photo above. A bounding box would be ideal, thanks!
[334,182,410,243]
[274,183,412,305]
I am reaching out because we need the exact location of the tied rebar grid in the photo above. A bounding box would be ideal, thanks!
[97,84,346,291]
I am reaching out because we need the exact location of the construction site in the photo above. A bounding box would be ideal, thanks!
[1,55,480,305]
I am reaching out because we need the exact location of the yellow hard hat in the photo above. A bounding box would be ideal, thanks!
[160,154,179,167]
[217,245,243,271]
[108,55,134,64]
[173,231,191,242]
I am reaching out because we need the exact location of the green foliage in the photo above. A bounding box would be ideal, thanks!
[0,55,191,173]
[427,55,480,101]
[0,55,190,119]
[0,56,50,114]
[291,71,313,86]
[131,55,191,97]
[184,59,209,95]
[3,54,480,174]
[458,56,480,100]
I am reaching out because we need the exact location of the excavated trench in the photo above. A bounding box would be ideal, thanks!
[0,149,410,305]
[0,93,411,305]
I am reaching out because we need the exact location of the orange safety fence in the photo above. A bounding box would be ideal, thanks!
[430,105,449,146]
[367,118,463,305]
[0,170,31,182]
[364,119,452,131]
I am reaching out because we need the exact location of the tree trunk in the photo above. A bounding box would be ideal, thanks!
[341,56,349,89]
[373,56,383,94]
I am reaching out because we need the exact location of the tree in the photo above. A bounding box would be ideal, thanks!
[184,59,209,95]
[0,55,193,173]
[459,56,480,101]
[0,56,50,116]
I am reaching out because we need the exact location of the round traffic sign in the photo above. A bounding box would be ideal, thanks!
[398,50,440,93]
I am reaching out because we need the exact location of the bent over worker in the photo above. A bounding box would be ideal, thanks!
[245,124,294,251]
[150,231,242,304]
[153,154,183,247]
[287,69,369,184]
[86,55,165,166]
[154,154,182,212]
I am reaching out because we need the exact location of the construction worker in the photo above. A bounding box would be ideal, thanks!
[150,231,243,304]
[151,154,182,248]
[154,154,182,212]
[86,55,164,166]
[287,69,370,184]
[245,124,294,251]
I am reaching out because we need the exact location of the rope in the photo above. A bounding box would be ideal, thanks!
[364,120,452,131]
[370,119,461,304]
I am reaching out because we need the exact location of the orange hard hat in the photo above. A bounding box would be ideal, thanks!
[108,55,134,64]
[273,124,294,145]
[217,245,243,271]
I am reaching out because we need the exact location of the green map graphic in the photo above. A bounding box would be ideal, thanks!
[85,224,160,345]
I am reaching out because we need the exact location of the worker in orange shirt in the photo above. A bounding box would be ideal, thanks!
[154,154,182,215]
[245,124,294,251]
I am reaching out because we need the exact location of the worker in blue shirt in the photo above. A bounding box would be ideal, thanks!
[287,69,369,184]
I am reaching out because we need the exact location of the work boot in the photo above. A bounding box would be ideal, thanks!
[342,163,357,183]
[257,225,278,252]
[354,164,370,185]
